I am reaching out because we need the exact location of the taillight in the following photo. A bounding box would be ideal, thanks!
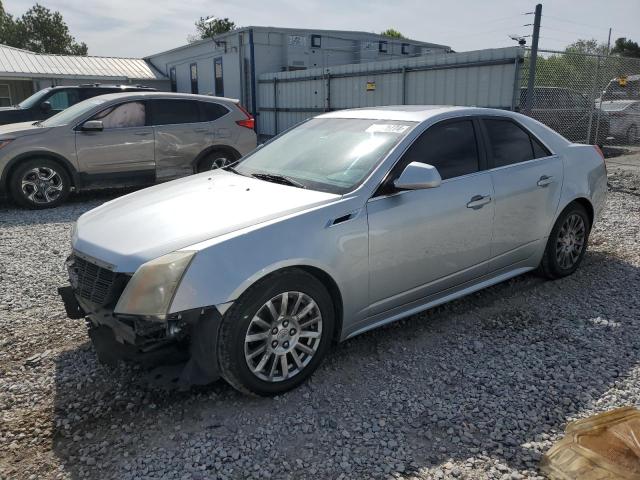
[593,145,605,160]
[235,103,255,130]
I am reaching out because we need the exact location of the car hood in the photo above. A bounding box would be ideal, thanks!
[0,121,49,138]
[73,170,340,272]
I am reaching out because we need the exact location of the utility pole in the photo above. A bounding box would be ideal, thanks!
[525,3,542,113]
[606,27,612,54]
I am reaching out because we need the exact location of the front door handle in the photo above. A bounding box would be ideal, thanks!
[194,128,209,133]
[134,131,152,136]
[537,175,554,187]
[466,195,491,209]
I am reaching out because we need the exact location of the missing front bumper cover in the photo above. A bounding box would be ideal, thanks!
[57,285,223,386]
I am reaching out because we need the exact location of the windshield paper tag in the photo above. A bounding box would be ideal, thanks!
[366,124,409,134]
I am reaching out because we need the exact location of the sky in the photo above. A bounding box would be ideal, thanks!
[3,0,640,58]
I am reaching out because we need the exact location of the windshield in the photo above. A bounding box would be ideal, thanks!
[236,118,416,194]
[17,88,51,109]
[40,97,107,127]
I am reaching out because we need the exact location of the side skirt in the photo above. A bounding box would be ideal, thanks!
[345,265,535,340]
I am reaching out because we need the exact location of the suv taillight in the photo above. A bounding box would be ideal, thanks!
[235,104,255,130]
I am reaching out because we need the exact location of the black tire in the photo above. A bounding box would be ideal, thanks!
[196,150,236,173]
[217,269,335,396]
[538,202,591,279]
[9,158,71,209]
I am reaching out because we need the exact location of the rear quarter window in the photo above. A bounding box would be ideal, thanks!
[200,102,229,121]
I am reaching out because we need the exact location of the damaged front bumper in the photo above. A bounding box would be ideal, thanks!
[57,285,224,386]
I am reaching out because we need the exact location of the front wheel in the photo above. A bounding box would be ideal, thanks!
[538,202,591,279]
[196,150,236,173]
[9,158,71,209]
[217,269,335,396]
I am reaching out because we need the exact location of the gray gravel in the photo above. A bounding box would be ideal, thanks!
[1,171,639,480]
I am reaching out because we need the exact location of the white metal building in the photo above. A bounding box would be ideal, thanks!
[0,44,169,106]
[146,26,451,118]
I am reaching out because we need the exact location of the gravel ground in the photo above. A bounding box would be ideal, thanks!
[1,170,639,480]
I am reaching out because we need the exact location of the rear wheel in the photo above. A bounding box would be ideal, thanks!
[538,202,591,279]
[196,150,236,172]
[9,158,71,209]
[217,269,334,396]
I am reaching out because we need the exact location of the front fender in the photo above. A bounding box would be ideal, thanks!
[169,195,370,329]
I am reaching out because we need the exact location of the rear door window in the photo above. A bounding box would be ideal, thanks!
[484,118,552,167]
[401,119,480,180]
[148,99,201,125]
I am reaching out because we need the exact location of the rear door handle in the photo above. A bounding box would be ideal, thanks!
[134,131,152,136]
[466,195,491,209]
[537,175,554,187]
[194,128,209,133]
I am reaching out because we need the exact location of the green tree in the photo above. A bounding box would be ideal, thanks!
[610,37,640,58]
[0,2,87,55]
[0,1,17,46]
[381,28,404,39]
[565,38,608,56]
[189,16,235,43]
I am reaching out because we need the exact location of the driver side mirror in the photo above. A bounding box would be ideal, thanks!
[40,101,52,113]
[393,162,442,190]
[81,120,104,132]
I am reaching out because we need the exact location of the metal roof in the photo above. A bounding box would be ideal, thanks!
[0,44,166,80]
[147,26,450,58]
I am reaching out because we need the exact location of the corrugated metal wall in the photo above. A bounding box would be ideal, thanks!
[258,47,524,136]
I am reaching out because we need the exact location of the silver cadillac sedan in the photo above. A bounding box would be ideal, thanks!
[59,106,607,396]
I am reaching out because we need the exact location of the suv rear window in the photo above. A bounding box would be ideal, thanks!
[148,99,200,125]
[200,102,229,121]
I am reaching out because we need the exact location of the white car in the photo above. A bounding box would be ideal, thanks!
[59,106,607,396]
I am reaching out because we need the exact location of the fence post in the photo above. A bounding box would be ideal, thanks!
[593,54,609,144]
[273,77,278,135]
[585,57,601,143]
[525,3,542,113]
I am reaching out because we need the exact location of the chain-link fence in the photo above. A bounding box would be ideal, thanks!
[519,49,640,147]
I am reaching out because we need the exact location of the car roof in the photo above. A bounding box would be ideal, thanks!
[317,105,515,122]
[89,91,239,104]
[49,84,153,90]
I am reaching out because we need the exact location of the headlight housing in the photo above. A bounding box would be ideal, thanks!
[114,251,195,319]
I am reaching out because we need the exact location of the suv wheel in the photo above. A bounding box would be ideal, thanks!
[9,158,70,209]
[197,150,235,172]
[217,269,335,396]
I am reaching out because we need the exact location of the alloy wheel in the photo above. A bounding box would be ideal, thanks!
[210,157,232,169]
[555,213,586,269]
[20,166,64,205]
[244,291,323,382]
